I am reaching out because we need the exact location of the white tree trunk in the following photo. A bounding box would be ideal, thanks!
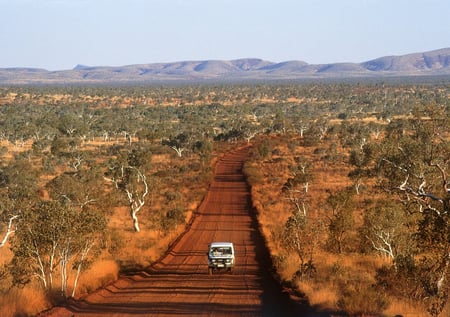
[131,209,141,232]
[32,239,48,289]
[354,180,361,195]
[71,242,93,297]
[125,168,149,232]
[369,230,395,260]
[0,215,19,248]
[171,146,185,157]
[49,241,58,288]
[59,244,72,297]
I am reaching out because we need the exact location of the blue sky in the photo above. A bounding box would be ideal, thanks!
[1,0,450,70]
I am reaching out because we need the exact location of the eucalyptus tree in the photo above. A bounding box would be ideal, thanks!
[325,188,355,254]
[293,116,309,138]
[360,200,413,261]
[105,146,152,232]
[282,207,322,280]
[374,105,450,315]
[302,118,329,147]
[0,218,18,248]
[192,137,213,169]
[290,156,314,194]
[0,104,43,149]
[46,166,104,211]
[0,156,41,250]
[338,121,371,149]
[10,200,106,297]
[348,142,375,195]
[271,107,289,134]
[162,132,190,157]
[282,156,314,216]
[57,112,85,138]
[0,170,16,249]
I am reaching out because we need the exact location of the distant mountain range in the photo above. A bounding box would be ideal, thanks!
[2,48,450,85]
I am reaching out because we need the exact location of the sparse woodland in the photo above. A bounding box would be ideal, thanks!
[0,82,449,316]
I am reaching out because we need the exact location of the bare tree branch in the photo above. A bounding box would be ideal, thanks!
[431,162,449,194]
[382,158,448,215]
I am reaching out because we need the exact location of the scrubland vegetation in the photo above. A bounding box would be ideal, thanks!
[0,81,449,316]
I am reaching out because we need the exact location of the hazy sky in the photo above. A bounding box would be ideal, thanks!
[1,0,450,70]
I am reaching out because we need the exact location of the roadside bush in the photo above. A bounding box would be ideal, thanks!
[158,208,185,234]
[375,255,418,299]
[0,146,7,157]
[256,140,271,159]
[374,254,450,317]
[336,279,389,316]
[272,253,288,272]
[242,162,264,186]
[292,259,317,282]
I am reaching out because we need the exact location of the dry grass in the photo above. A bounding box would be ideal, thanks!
[296,280,338,310]
[0,286,50,317]
[0,242,13,262]
[246,135,437,316]
[384,299,429,317]
[76,260,119,296]
[0,122,445,316]
[0,134,211,315]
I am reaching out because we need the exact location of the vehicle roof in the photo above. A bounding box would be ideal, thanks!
[209,242,234,248]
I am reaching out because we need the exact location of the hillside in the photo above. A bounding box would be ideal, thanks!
[1,48,450,84]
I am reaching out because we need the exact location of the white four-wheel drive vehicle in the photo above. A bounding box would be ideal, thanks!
[207,242,235,275]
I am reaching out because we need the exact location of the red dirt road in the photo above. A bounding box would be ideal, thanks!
[41,146,321,317]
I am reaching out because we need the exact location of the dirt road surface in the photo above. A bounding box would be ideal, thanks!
[41,146,325,317]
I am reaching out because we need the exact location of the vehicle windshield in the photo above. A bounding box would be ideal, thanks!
[210,247,232,255]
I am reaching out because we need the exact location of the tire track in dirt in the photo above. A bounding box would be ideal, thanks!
[40,146,322,317]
